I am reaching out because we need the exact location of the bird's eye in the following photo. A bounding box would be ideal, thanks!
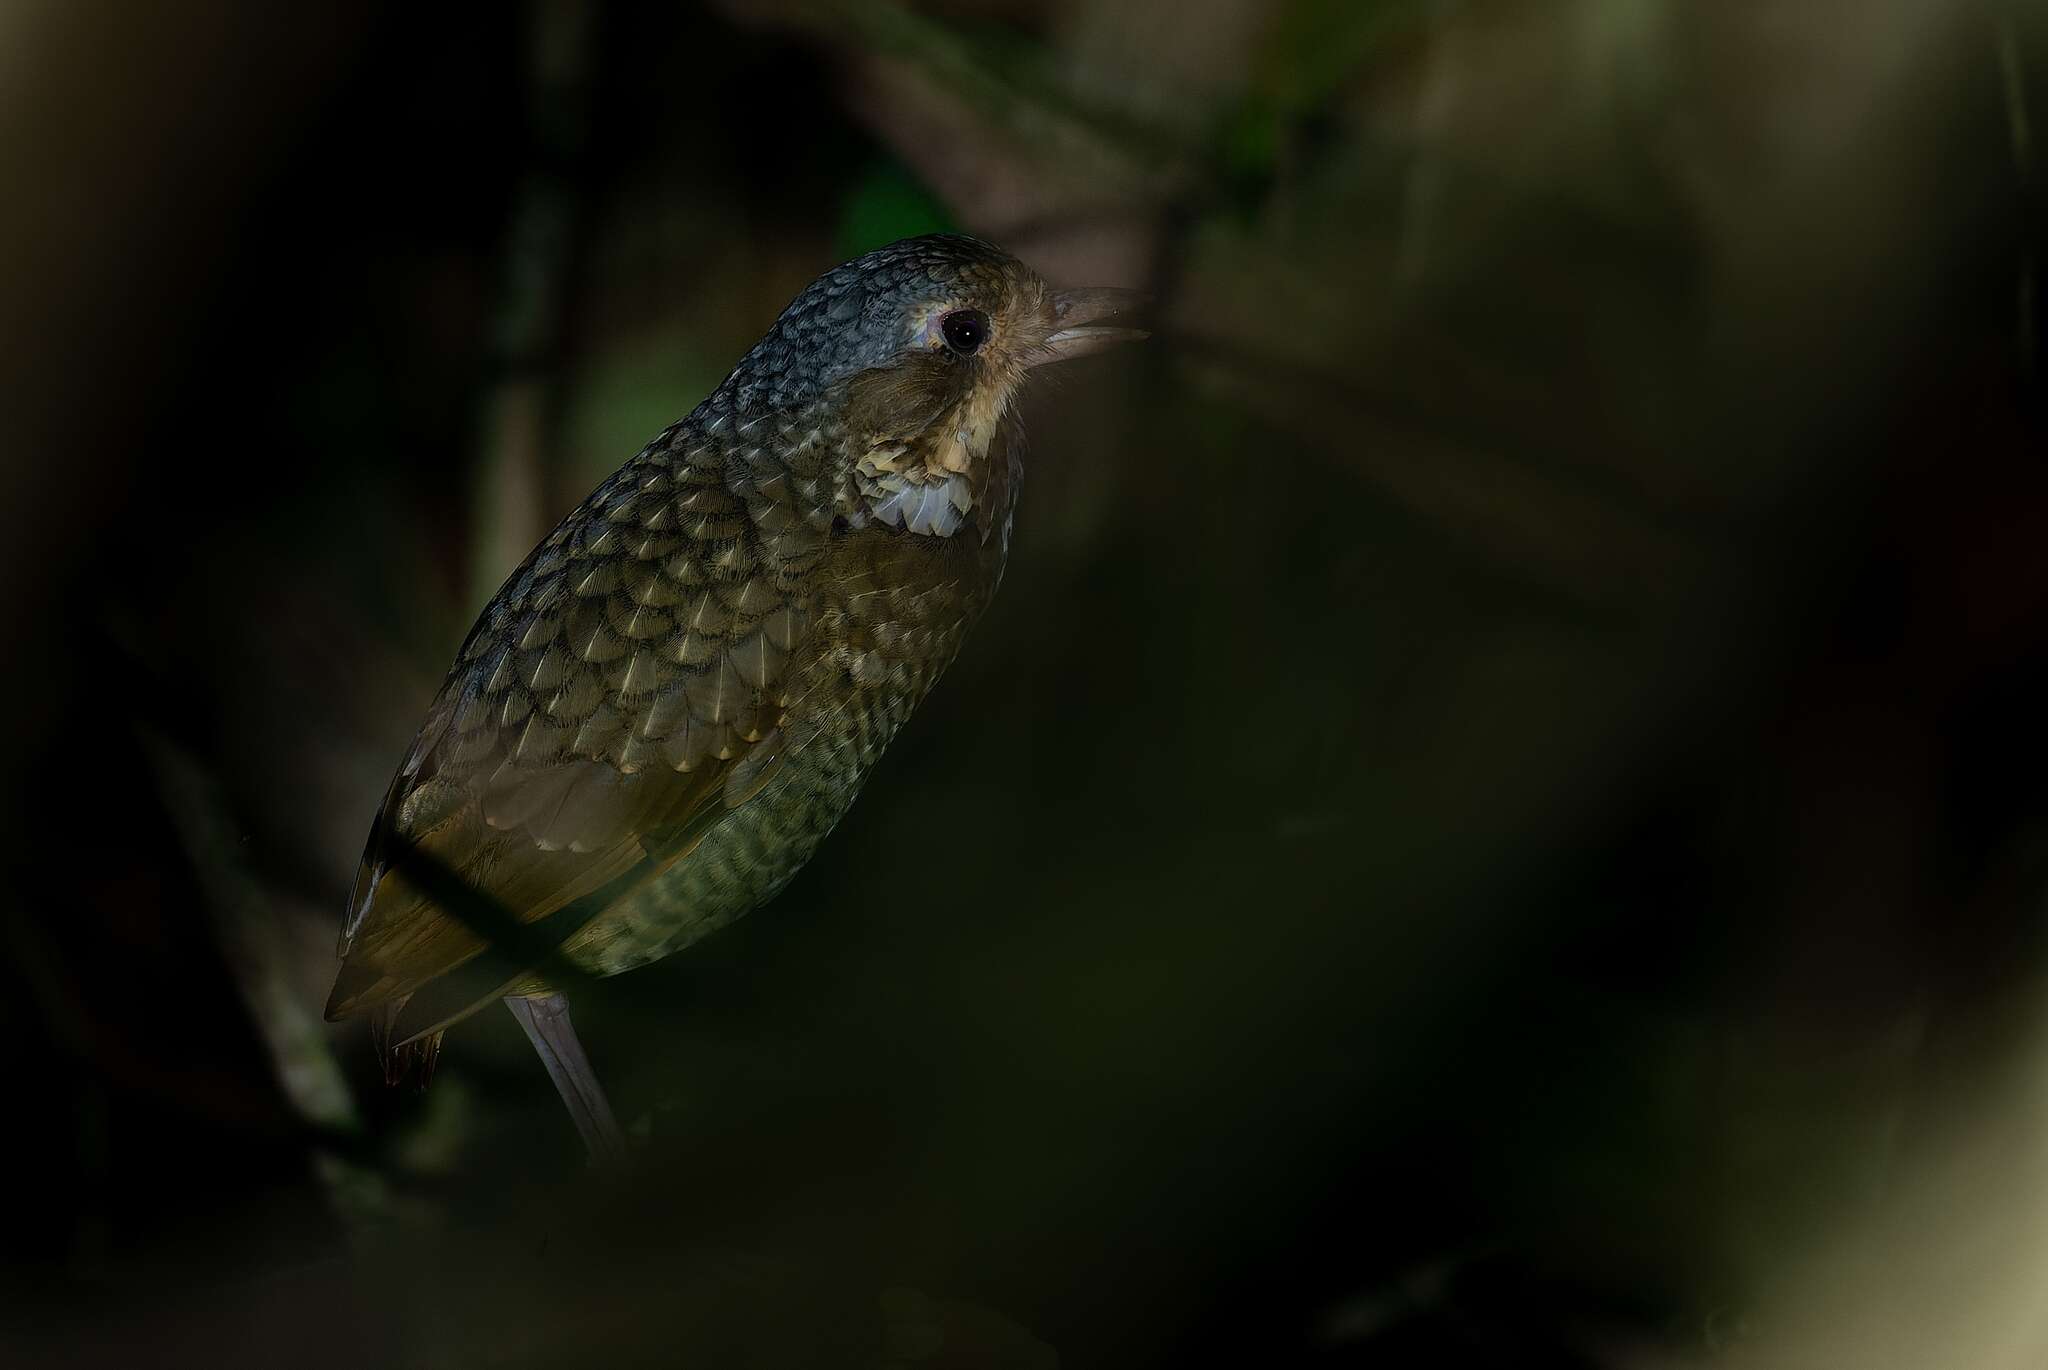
[940,309,989,355]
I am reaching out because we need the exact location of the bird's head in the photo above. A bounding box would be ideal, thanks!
[712,234,1145,535]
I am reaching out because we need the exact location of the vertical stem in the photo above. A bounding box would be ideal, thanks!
[1995,13,2038,386]
[470,0,602,613]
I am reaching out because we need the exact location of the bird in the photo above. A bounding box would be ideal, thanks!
[324,233,1145,1160]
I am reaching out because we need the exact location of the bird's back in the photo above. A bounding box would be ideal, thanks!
[326,385,1023,1046]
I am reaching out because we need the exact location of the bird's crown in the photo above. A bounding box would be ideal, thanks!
[713,234,1026,415]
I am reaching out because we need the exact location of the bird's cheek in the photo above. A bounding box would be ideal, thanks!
[935,373,1018,473]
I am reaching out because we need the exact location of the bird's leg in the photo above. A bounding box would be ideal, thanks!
[504,992,627,1165]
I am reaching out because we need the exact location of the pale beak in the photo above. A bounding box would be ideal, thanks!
[1034,287,1150,366]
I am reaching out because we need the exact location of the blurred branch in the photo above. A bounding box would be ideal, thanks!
[829,0,1188,193]
[1251,0,1431,119]
[1172,328,1714,615]
[141,732,393,1234]
[1998,13,2037,191]
[719,0,1188,283]
[1395,0,1460,292]
[373,824,604,999]
[1995,9,2039,386]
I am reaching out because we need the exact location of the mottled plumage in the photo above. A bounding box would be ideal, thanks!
[325,235,1141,1122]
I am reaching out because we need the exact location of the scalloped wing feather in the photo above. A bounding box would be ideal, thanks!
[326,416,832,1021]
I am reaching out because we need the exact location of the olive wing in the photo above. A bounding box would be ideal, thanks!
[325,432,822,1023]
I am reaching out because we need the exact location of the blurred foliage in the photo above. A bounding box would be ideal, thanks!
[837,157,959,259]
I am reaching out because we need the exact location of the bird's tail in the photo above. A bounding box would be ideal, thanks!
[368,995,443,1090]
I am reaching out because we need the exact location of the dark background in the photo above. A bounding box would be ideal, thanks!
[3,1,2046,1365]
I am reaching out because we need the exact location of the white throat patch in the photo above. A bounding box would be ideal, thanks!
[855,370,1018,539]
[866,470,976,536]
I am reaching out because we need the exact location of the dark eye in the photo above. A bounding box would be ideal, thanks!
[940,309,988,355]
